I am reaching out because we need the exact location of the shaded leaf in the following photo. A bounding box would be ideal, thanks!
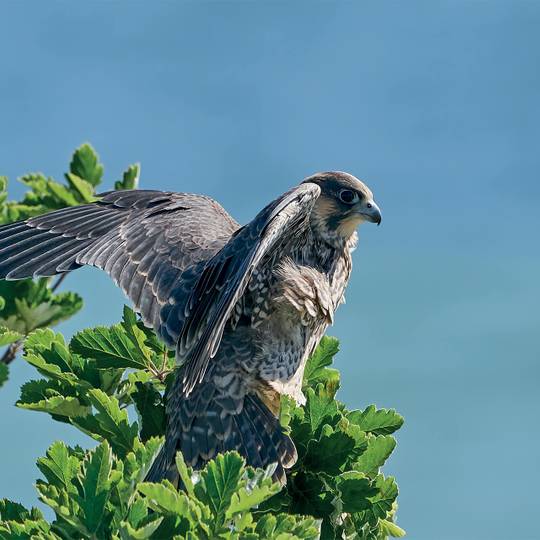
[131,382,165,441]
[304,425,356,474]
[289,471,334,518]
[0,364,7,389]
[337,471,377,513]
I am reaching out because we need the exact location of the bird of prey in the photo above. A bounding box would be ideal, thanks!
[0,172,381,484]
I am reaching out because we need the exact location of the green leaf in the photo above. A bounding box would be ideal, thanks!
[0,364,8,389]
[354,435,396,476]
[175,452,195,498]
[227,467,281,518]
[74,441,113,534]
[68,143,103,187]
[0,499,43,522]
[347,405,404,436]
[123,437,163,484]
[64,174,96,203]
[361,475,398,522]
[75,389,138,458]
[115,164,140,191]
[18,395,91,419]
[303,336,340,394]
[337,471,377,513]
[36,441,79,492]
[137,481,195,527]
[279,395,296,433]
[379,519,406,538]
[21,330,89,389]
[304,385,340,433]
[289,471,334,518]
[119,515,163,540]
[304,425,357,474]
[120,306,154,366]
[0,280,82,334]
[71,325,150,370]
[255,513,320,540]
[0,326,22,346]
[17,172,83,211]
[131,381,165,441]
[194,452,244,528]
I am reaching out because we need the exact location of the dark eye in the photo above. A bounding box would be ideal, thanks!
[339,189,359,204]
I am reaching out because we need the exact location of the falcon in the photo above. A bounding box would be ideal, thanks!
[0,172,381,484]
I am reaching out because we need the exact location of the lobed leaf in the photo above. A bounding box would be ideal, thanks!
[71,325,150,370]
[347,405,404,436]
[115,164,140,191]
[74,441,114,534]
[0,326,22,346]
[74,389,138,458]
[302,336,340,394]
[68,143,104,187]
[353,435,396,477]
[194,452,245,529]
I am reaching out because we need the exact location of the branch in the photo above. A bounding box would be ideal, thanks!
[0,341,21,365]
[51,272,68,292]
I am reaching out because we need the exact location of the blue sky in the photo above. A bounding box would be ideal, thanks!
[0,2,539,539]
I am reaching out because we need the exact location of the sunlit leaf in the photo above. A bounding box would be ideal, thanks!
[68,143,104,187]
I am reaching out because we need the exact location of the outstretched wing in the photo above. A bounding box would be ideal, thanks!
[0,190,239,336]
[162,183,321,394]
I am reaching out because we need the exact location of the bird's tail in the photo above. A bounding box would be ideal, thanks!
[146,375,297,486]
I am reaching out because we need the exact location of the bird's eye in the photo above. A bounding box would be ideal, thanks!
[339,190,359,204]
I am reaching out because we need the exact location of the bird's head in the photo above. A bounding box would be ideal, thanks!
[303,171,381,243]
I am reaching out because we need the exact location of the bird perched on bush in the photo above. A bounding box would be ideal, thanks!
[0,171,381,484]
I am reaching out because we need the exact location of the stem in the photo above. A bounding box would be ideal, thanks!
[0,341,22,365]
[50,272,68,292]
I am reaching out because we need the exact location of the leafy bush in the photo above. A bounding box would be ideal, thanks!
[0,146,405,539]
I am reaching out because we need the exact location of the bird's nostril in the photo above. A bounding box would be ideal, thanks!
[367,202,372,209]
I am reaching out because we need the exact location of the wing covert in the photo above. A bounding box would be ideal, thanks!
[0,190,239,335]
[172,183,321,394]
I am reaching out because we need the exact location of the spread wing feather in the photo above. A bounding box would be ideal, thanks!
[0,190,239,338]
[172,183,321,394]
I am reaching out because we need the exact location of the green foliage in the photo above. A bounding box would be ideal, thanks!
[0,146,405,539]
[1,319,404,539]
[0,144,141,386]
[0,279,82,335]
[263,337,405,539]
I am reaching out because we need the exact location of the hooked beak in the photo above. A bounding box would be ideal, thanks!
[358,200,382,225]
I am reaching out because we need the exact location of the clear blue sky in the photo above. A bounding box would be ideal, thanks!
[1,2,539,539]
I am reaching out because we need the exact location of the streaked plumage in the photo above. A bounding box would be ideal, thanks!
[0,171,381,484]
